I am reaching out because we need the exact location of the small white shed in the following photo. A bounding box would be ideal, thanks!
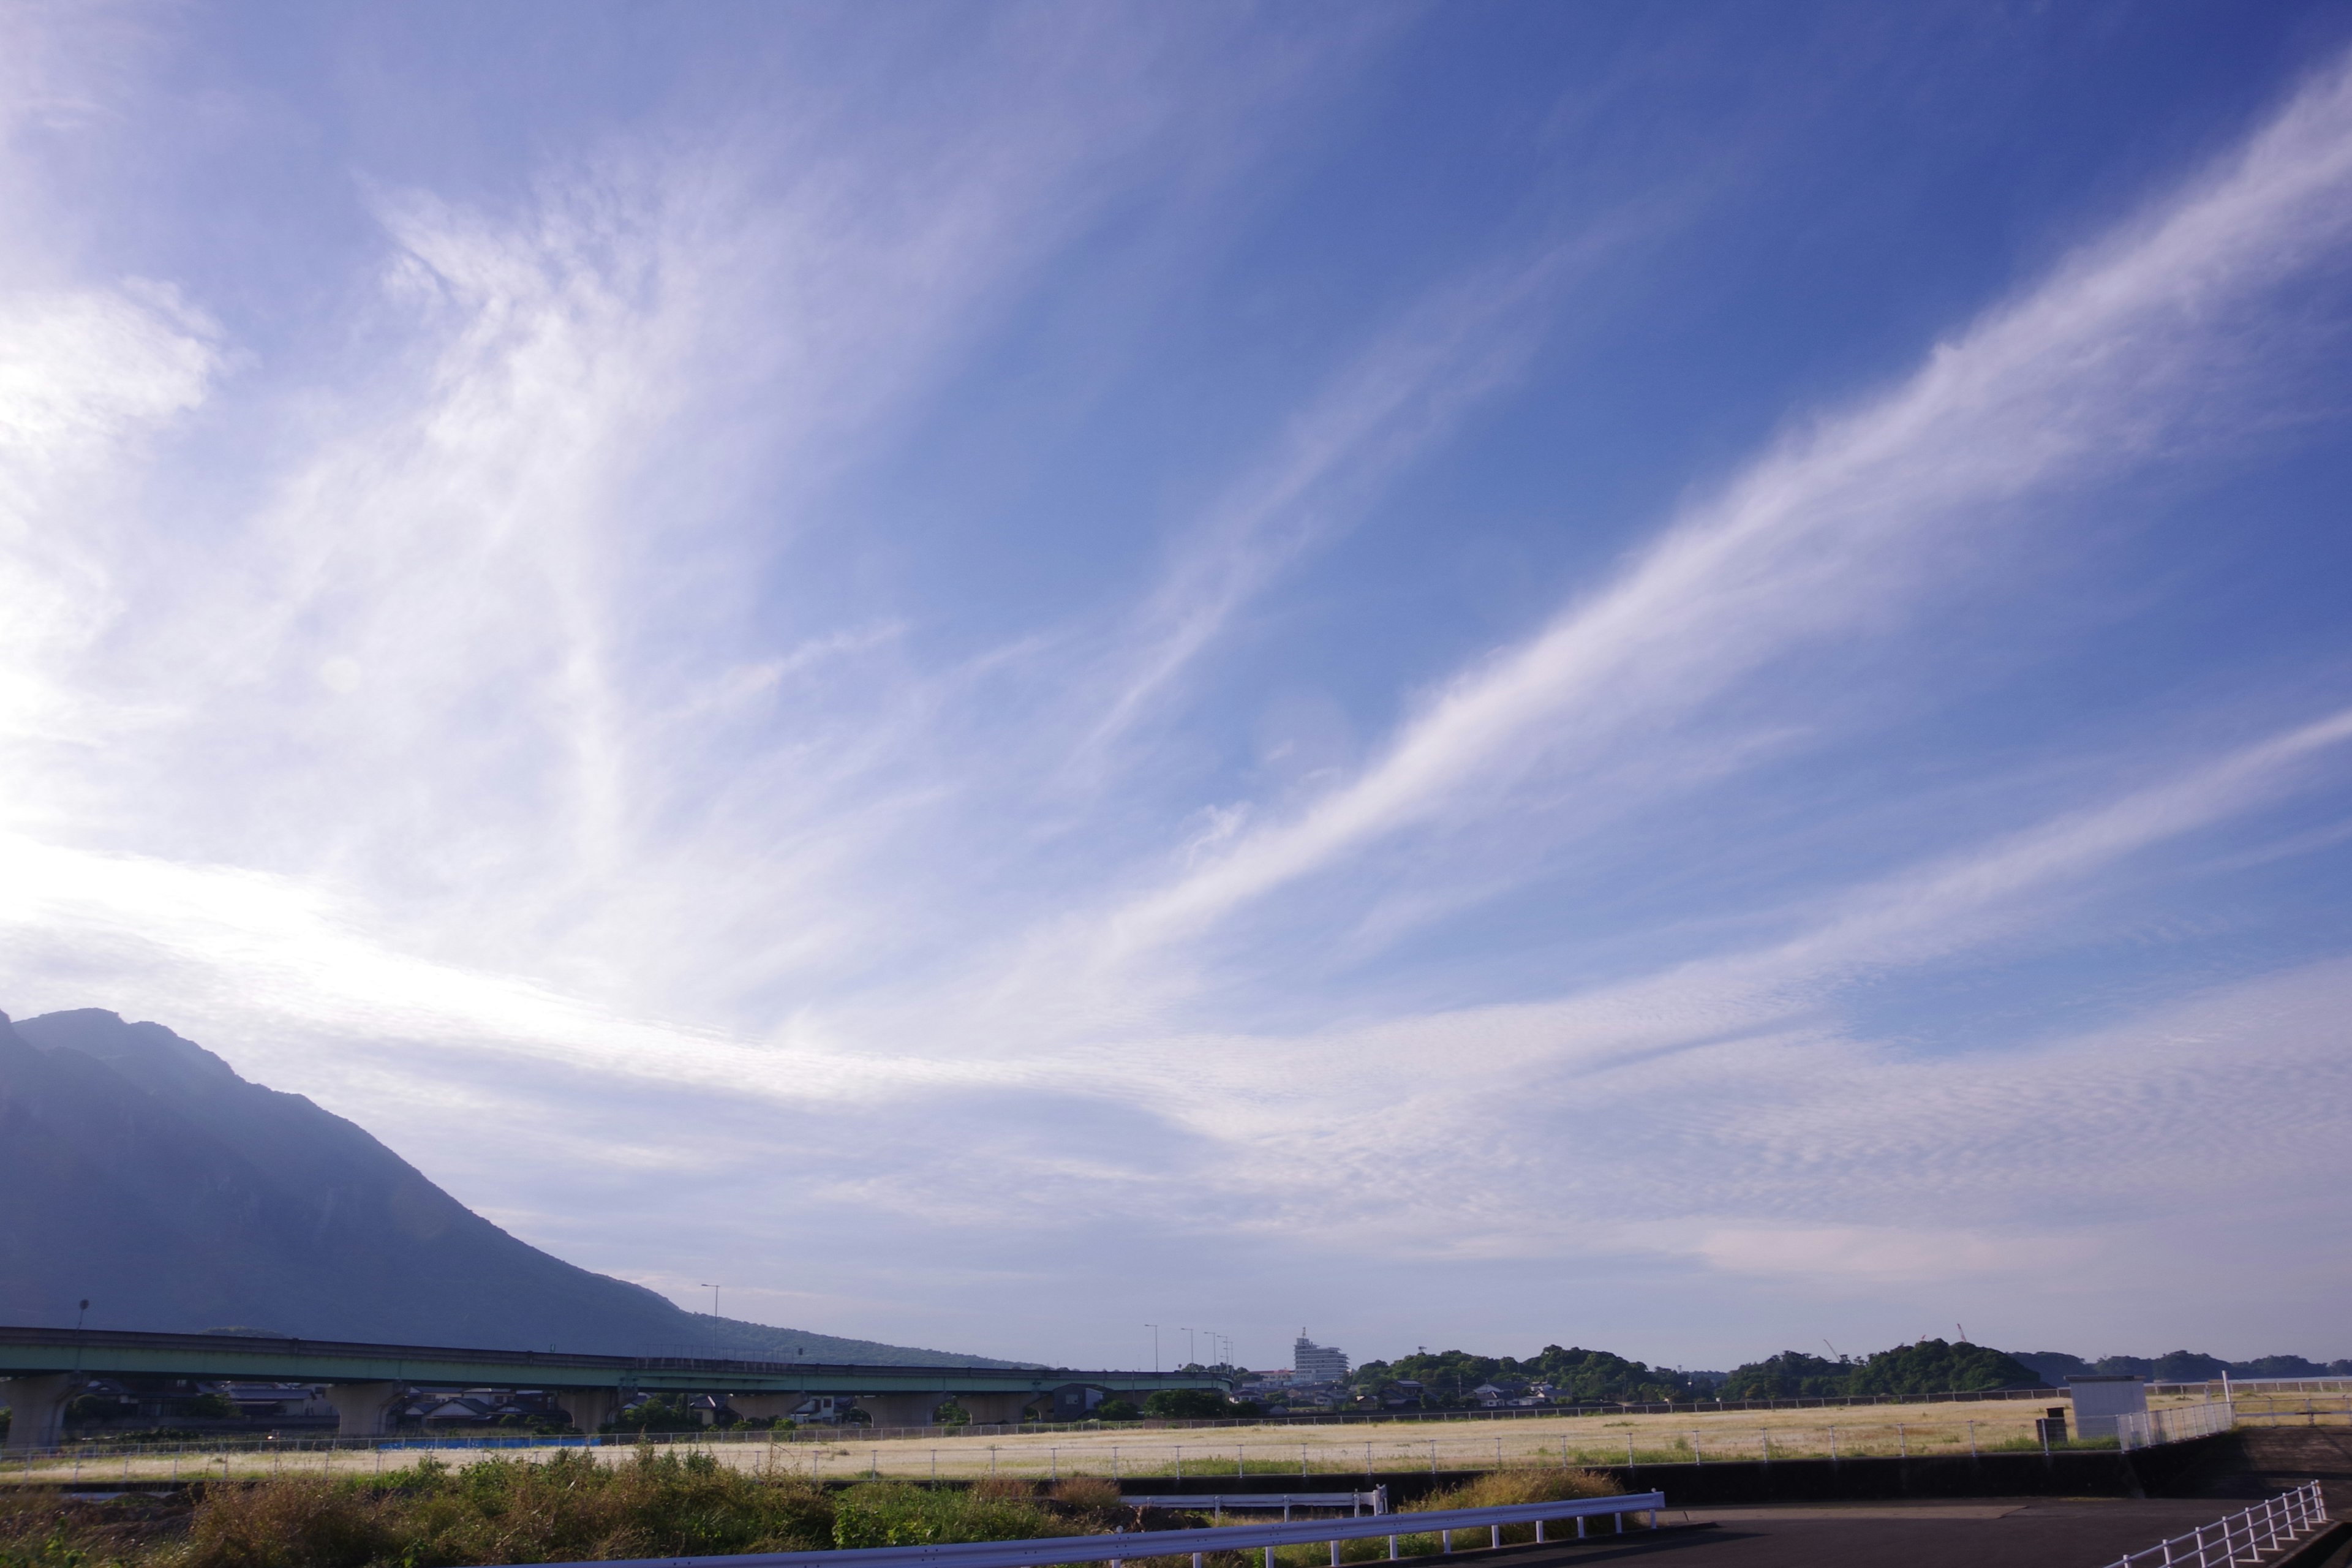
[2065,1374,2148,1438]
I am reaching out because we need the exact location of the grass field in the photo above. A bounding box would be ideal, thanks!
[0,1397,2188,1486]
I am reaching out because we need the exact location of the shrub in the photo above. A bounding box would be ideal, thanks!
[1409,1469,1619,1510]
[177,1478,394,1568]
[831,1482,1068,1550]
[1047,1477,1122,1515]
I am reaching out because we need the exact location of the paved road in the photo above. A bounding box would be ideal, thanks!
[1419,1498,2291,1568]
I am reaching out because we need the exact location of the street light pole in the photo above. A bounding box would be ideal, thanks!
[1145,1325,1159,1373]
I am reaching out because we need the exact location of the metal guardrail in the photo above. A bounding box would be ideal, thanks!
[2098,1481,2327,1567]
[519,1492,1670,1568]
[1120,1491,1385,1518]
[2151,1380,2352,1396]
[2117,1401,2234,1452]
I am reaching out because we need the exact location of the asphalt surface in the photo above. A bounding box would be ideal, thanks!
[1392,1498,2303,1567]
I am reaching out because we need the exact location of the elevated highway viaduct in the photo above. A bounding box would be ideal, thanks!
[0,1326,1231,1451]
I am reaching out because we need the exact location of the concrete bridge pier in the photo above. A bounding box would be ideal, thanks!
[1,1374,81,1453]
[562,1388,620,1433]
[855,1392,948,1428]
[320,1382,407,1438]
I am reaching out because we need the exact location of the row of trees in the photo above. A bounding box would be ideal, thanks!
[1350,1345,1709,1408]
[1720,1340,2039,1400]
[1338,1339,2052,1408]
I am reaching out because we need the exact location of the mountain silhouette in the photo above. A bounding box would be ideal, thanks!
[0,1008,1004,1363]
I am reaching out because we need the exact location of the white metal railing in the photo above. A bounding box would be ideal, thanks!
[1120,1491,1387,1518]
[2098,1482,2328,1567]
[2152,1380,2352,1396]
[2117,1401,2235,1452]
[520,1491,1670,1568]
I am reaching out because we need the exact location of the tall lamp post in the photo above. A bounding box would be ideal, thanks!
[1145,1324,1159,1373]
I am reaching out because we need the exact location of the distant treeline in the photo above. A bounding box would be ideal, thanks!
[1338,1340,2352,1408]
[1722,1341,2041,1399]
[1351,1346,1708,1406]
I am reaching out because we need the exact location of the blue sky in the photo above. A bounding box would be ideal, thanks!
[4,1,2352,1371]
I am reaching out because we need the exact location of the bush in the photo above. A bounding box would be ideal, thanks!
[831,1482,1069,1550]
[1047,1477,1123,1518]
[1409,1470,1619,1510]
[1093,1399,1139,1422]
[1142,1390,1232,1420]
[608,1395,704,1433]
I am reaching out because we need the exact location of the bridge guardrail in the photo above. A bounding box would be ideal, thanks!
[2097,1482,2326,1568]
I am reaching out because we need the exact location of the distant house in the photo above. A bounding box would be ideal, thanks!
[1042,1384,1116,1420]
[789,1394,852,1422]
[418,1396,499,1425]
[219,1382,333,1420]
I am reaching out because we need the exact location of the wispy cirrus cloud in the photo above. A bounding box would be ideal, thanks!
[1081,214,1658,759]
[1096,49,2352,962]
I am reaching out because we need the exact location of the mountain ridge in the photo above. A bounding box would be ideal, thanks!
[0,1008,1008,1366]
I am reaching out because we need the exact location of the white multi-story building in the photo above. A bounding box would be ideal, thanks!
[1294,1331,1349,1385]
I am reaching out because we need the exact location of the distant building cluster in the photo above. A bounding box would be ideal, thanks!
[1231,1331,1352,1410]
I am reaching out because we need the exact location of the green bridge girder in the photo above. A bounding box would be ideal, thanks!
[0,1327,1232,1397]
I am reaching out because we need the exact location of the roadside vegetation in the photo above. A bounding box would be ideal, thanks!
[0,1449,1635,1568]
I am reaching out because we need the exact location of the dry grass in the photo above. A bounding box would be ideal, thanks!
[1,1396,2167,1490]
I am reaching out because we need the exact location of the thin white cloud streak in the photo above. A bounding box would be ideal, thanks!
[0,284,218,749]
[1099,49,2352,959]
[1082,217,1651,756]
[1099,706,2352,1176]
